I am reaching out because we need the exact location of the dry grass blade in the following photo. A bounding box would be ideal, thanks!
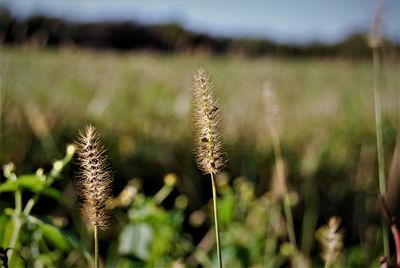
[75,125,113,230]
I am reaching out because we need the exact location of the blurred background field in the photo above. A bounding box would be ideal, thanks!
[1,1,399,267]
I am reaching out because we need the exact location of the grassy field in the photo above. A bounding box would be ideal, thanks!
[1,46,399,266]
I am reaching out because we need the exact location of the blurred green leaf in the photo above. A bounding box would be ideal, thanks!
[0,215,13,247]
[345,246,368,268]
[64,231,92,262]
[212,246,247,268]
[219,189,236,228]
[0,175,44,192]
[3,208,14,217]
[40,188,66,203]
[128,204,153,222]
[119,223,153,261]
[0,175,65,202]
[37,221,70,251]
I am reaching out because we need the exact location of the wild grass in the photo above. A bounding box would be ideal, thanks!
[263,84,297,254]
[1,47,397,156]
[315,217,344,268]
[191,69,226,267]
[1,45,399,266]
[368,0,390,260]
[75,125,113,268]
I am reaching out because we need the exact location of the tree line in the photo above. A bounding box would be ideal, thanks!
[1,8,397,58]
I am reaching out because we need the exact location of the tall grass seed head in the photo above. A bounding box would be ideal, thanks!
[315,217,344,265]
[191,68,226,175]
[368,0,384,49]
[263,82,282,139]
[75,125,113,230]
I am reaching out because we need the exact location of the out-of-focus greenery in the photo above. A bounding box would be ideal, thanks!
[0,46,399,266]
[0,145,91,267]
[107,174,193,267]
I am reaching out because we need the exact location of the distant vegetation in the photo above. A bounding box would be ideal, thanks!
[1,46,399,266]
[1,4,399,266]
[0,7,398,58]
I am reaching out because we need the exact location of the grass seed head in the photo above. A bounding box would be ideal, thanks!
[191,68,226,175]
[368,0,384,49]
[263,82,282,140]
[315,217,344,267]
[75,125,113,230]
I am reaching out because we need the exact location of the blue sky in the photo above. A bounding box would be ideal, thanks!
[2,0,399,44]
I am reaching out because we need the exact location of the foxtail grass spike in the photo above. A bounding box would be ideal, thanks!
[263,82,282,142]
[76,125,113,230]
[263,83,297,250]
[368,0,384,49]
[192,68,226,175]
[368,0,390,258]
[316,217,344,268]
[192,68,225,268]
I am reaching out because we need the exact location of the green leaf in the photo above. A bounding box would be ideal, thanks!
[0,215,13,247]
[0,175,45,192]
[40,187,66,203]
[0,175,65,202]
[118,223,153,260]
[64,231,92,262]
[219,189,236,227]
[3,208,14,217]
[37,221,70,251]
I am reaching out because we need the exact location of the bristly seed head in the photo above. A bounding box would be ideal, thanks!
[191,68,226,175]
[75,125,113,230]
[315,217,344,267]
[263,82,282,140]
[368,0,384,49]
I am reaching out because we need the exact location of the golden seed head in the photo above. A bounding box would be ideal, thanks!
[75,125,113,230]
[368,1,384,49]
[263,82,282,139]
[191,68,226,175]
[315,217,344,266]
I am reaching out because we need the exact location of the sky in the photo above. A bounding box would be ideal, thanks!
[2,0,399,44]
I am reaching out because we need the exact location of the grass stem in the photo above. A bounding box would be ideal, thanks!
[211,173,222,268]
[372,47,389,258]
[8,189,22,266]
[283,193,297,249]
[94,225,99,268]
[271,134,297,249]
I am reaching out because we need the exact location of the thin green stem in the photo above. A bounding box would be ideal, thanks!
[300,177,318,256]
[94,225,99,268]
[154,185,174,205]
[271,135,297,249]
[8,189,23,266]
[210,173,222,268]
[323,258,331,268]
[23,196,38,215]
[373,48,386,198]
[283,193,297,249]
[373,47,389,257]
